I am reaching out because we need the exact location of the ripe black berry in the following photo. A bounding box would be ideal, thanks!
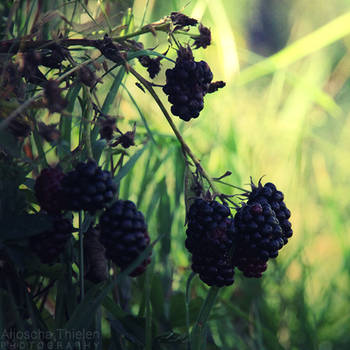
[246,180,293,244]
[233,201,284,277]
[99,200,151,277]
[30,215,73,264]
[186,199,235,287]
[61,160,117,213]
[35,166,65,214]
[163,47,214,121]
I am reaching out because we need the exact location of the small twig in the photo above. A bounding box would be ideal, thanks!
[79,211,85,302]
[127,65,220,196]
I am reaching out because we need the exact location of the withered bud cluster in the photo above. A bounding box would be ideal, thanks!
[38,122,60,142]
[138,55,162,79]
[99,117,116,141]
[43,79,67,114]
[193,24,212,49]
[170,12,198,28]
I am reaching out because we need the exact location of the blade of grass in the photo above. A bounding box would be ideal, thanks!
[101,67,126,115]
[237,11,350,85]
[114,143,148,185]
[122,82,156,145]
[191,286,220,350]
[186,272,196,350]
[58,84,81,159]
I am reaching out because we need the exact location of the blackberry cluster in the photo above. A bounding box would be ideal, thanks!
[30,215,73,264]
[185,199,235,287]
[35,167,65,214]
[233,201,284,277]
[61,160,117,213]
[99,200,151,277]
[246,181,293,244]
[163,47,213,121]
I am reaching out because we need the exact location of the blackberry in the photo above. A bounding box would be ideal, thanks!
[246,180,293,244]
[61,160,117,213]
[30,215,73,264]
[163,47,213,121]
[186,199,235,287]
[99,200,151,277]
[233,201,284,277]
[35,166,65,214]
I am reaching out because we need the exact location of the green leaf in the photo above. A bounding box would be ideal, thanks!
[122,83,156,145]
[157,178,172,263]
[110,316,145,346]
[170,292,203,329]
[101,67,126,115]
[0,129,21,158]
[114,144,148,185]
[58,84,81,159]
[191,287,220,350]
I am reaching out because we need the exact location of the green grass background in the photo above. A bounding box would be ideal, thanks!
[124,0,350,348]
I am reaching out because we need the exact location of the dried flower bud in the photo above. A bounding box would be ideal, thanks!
[84,225,108,283]
[171,12,198,27]
[19,51,47,85]
[138,55,162,79]
[7,115,32,138]
[43,80,67,113]
[97,35,126,64]
[208,81,226,93]
[112,124,136,148]
[193,24,211,49]
[41,44,68,69]
[99,117,116,141]
[38,122,60,142]
[78,65,100,88]
[177,46,194,62]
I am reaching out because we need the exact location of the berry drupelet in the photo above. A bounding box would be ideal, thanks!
[35,166,65,214]
[163,47,214,121]
[186,198,235,287]
[99,200,151,277]
[233,201,284,278]
[30,215,73,264]
[246,180,293,244]
[61,160,117,213]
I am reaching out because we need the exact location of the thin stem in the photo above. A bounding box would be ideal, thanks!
[82,86,94,159]
[128,65,220,195]
[186,272,196,350]
[191,286,220,350]
[113,21,171,42]
[79,211,85,302]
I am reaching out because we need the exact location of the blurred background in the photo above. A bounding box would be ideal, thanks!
[123,0,350,348]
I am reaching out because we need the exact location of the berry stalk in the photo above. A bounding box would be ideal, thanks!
[128,65,220,196]
[82,86,94,159]
[191,286,220,350]
[79,211,85,302]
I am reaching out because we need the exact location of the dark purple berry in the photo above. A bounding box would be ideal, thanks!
[99,200,151,277]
